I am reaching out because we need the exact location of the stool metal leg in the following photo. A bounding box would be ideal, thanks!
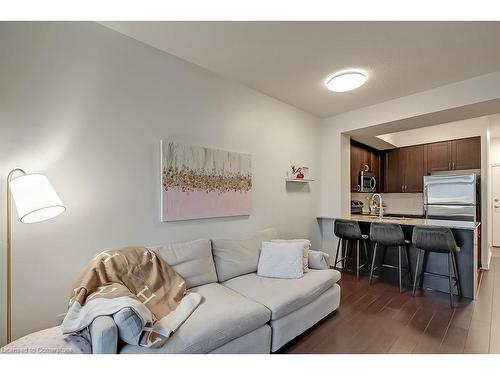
[447,253,454,308]
[419,250,428,291]
[398,246,403,293]
[452,252,463,298]
[356,240,360,281]
[343,240,350,269]
[334,239,341,270]
[369,242,378,285]
[363,239,369,266]
[412,249,422,297]
[405,244,413,283]
[342,240,347,269]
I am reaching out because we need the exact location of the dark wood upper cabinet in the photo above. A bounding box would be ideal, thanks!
[400,145,426,192]
[427,141,452,172]
[351,143,367,191]
[350,141,381,192]
[370,151,380,191]
[385,145,425,193]
[351,136,480,195]
[452,137,481,170]
[427,137,480,173]
[384,148,403,193]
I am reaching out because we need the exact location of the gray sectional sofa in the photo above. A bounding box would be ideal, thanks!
[115,228,341,354]
[5,228,341,354]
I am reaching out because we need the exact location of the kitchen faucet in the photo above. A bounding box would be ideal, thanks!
[370,193,383,218]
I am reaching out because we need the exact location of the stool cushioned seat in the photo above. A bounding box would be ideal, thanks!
[334,219,363,240]
[370,222,405,246]
[412,226,460,253]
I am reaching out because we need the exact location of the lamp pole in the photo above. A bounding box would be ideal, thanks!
[6,168,26,344]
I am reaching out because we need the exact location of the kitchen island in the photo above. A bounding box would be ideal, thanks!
[318,214,481,299]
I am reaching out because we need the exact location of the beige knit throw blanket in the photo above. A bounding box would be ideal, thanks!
[62,246,202,348]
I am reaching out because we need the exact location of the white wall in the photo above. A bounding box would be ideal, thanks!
[0,22,322,344]
[489,115,500,164]
[490,138,500,164]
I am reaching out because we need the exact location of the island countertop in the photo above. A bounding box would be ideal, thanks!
[317,214,480,230]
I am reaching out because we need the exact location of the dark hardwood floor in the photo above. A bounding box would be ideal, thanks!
[280,254,500,354]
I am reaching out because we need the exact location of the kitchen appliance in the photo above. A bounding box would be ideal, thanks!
[423,173,479,221]
[358,170,377,193]
[351,200,364,214]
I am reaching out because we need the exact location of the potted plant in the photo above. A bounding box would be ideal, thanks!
[291,165,304,179]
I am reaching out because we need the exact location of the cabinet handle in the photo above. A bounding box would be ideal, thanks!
[452,162,455,169]
[448,162,451,170]
[401,185,404,192]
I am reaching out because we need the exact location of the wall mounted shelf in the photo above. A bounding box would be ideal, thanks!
[285,178,315,183]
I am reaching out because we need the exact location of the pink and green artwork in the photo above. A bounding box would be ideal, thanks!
[161,141,252,221]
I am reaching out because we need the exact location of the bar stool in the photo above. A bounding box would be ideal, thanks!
[411,226,462,308]
[333,219,370,280]
[368,222,412,293]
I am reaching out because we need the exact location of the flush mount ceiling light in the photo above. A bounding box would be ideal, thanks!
[325,71,367,92]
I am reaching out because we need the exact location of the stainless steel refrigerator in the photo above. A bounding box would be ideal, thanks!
[423,173,479,221]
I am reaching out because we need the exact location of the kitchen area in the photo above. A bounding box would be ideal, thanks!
[320,134,483,301]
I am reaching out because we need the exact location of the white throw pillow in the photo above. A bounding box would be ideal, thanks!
[257,241,304,279]
[271,239,311,273]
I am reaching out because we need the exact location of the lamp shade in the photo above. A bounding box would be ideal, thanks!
[9,174,65,224]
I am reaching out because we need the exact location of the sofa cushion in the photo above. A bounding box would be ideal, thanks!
[149,239,217,288]
[1,326,91,354]
[222,269,341,320]
[119,283,271,354]
[211,228,278,282]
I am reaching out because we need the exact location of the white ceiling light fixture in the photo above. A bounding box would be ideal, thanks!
[325,70,368,92]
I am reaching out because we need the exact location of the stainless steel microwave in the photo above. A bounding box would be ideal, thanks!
[358,170,377,192]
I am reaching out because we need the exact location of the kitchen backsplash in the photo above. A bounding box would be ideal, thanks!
[351,192,424,215]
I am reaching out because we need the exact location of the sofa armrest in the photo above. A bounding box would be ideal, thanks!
[89,315,118,354]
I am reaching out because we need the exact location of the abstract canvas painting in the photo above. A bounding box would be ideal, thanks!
[161,141,252,221]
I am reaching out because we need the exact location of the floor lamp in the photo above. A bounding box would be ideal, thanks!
[6,169,65,343]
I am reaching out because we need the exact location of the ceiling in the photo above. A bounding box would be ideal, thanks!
[101,22,500,118]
